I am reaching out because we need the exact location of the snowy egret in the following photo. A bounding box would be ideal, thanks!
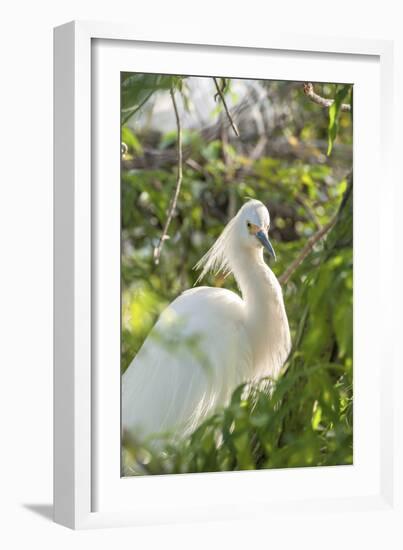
[122,199,291,444]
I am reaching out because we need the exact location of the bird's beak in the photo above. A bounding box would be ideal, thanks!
[256,229,276,261]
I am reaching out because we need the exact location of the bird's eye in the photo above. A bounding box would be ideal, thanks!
[247,221,251,229]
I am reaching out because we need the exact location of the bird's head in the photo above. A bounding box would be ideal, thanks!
[194,199,276,283]
[235,200,276,260]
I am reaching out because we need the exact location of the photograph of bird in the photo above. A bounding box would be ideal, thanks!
[122,199,291,445]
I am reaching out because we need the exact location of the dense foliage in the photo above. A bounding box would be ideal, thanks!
[120,74,353,475]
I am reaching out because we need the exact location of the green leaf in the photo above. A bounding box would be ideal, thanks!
[327,85,351,156]
[121,74,186,125]
[311,401,322,430]
[121,126,143,155]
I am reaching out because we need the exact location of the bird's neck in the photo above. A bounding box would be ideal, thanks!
[231,247,280,309]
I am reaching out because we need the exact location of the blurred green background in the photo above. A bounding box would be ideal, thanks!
[121,75,353,475]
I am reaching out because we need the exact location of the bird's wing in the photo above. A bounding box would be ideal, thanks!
[122,287,251,444]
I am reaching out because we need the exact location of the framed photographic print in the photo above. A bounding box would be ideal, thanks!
[54,21,399,531]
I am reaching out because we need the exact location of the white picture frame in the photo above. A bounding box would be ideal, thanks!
[54,20,399,531]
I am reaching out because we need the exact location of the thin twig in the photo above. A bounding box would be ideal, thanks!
[303,83,351,112]
[213,77,240,137]
[278,215,337,286]
[220,124,237,220]
[153,88,183,265]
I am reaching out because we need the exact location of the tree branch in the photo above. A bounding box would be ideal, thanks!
[213,77,240,137]
[295,192,322,230]
[278,215,337,286]
[303,82,351,112]
[153,88,183,265]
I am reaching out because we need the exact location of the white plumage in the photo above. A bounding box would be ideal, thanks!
[122,200,291,444]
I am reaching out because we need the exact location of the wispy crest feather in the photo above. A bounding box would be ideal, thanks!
[194,215,238,284]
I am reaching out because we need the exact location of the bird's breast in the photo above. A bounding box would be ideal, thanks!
[243,275,291,381]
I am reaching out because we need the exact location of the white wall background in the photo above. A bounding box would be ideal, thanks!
[0,1,401,547]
